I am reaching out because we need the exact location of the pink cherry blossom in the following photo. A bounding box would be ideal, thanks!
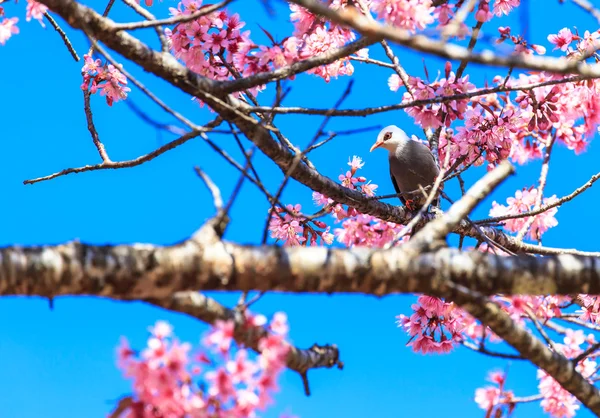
[96,65,131,106]
[474,371,515,416]
[577,295,600,324]
[81,57,130,106]
[203,319,235,355]
[548,28,574,51]
[396,295,468,354]
[401,69,474,132]
[475,0,493,22]
[149,320,173,339]
[226,349,257,384]
[25,0,47,26]
[475,386,501,410]
[348,155,364,172]
[268,204,307,247]
[370,0,435,33]
[538,369,580,418]
[0,17,19,45]
[578,30,600,56]
[489,187,558,240]
[117,314,289,418]
[493,0,520,16]
[269,312,289,335]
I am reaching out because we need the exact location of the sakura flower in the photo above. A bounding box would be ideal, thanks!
[388,74,402,92]
[0,17,19,45]
[361,181,378,197]
[489,187,559,240]
[370,0,435,33]
[538,369,580,418]
[474,371,515,416]
[203,319,235,354]
[268,204,307,246]
[548,28,574,51]
[474,387,501,410]
[493,0,520,17]
[269,312,289,336]
[149,320,173,339]
[396,295,468,354]
[348,155,364,171]
[226,350,257,384]
[25,0,47,26]
[578,30,600,56]
[96,64,131,106]
[339,171,359,189]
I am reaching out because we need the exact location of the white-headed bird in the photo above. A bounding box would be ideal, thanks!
[370,125,441,211]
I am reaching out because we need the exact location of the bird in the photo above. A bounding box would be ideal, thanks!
[369,125,441,211]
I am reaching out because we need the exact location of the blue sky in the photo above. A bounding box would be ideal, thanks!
[1,0,600,417]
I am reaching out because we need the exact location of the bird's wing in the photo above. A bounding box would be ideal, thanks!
[389,166,406,205]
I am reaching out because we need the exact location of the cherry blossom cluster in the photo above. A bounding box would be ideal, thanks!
[475,331,599,418]
[489,187,558,240]
[268,156,405,247]
[576,295,600,324]
[474,371,515,417]
[395,295,469,354]
[268,203,334,247]
[163,0,362,101]
[389,24,600,171]
[369,0,521,35]
[315,156,413,248]
[393,63,475,130]
[115,312,290,418]
[537,330,598,418]
[548,27,600,59]
[497,26,547,55]
[287,1,362,82]
[0,0,45,45]
[369,0,435,33]
[81,54,131,106]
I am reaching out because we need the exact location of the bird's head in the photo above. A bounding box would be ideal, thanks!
[369,125,410,153]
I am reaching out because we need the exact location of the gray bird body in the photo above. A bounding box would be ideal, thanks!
[370,125,441,210]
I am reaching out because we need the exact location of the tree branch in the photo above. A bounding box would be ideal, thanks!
[144,291,342,379]
[35,0,600,258]
[3,219,600,299]
[286,0,600,77]
[447,283,600,416]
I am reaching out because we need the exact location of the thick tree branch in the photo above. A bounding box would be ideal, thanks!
[447,283,600,416]
[3,221,600,299]
[287,0,600,77]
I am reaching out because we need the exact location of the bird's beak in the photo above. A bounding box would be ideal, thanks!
[370,140,383,152]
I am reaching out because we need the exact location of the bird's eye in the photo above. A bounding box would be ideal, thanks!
[383,132,392,141]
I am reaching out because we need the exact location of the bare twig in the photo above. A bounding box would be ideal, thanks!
[83,90,111,163]
[194,167,223,212]
[569,0,600,24]
[460,340,524,360]
[248,75,597,117]
[573,341,600,365]
[121,0,168,52]
[113,0,233,30]
[516,134,556,241]
[44,12,79,61]
[24,130,204,185]
[476,170,600,225]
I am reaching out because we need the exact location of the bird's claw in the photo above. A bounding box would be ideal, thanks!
[405,199,417,211]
